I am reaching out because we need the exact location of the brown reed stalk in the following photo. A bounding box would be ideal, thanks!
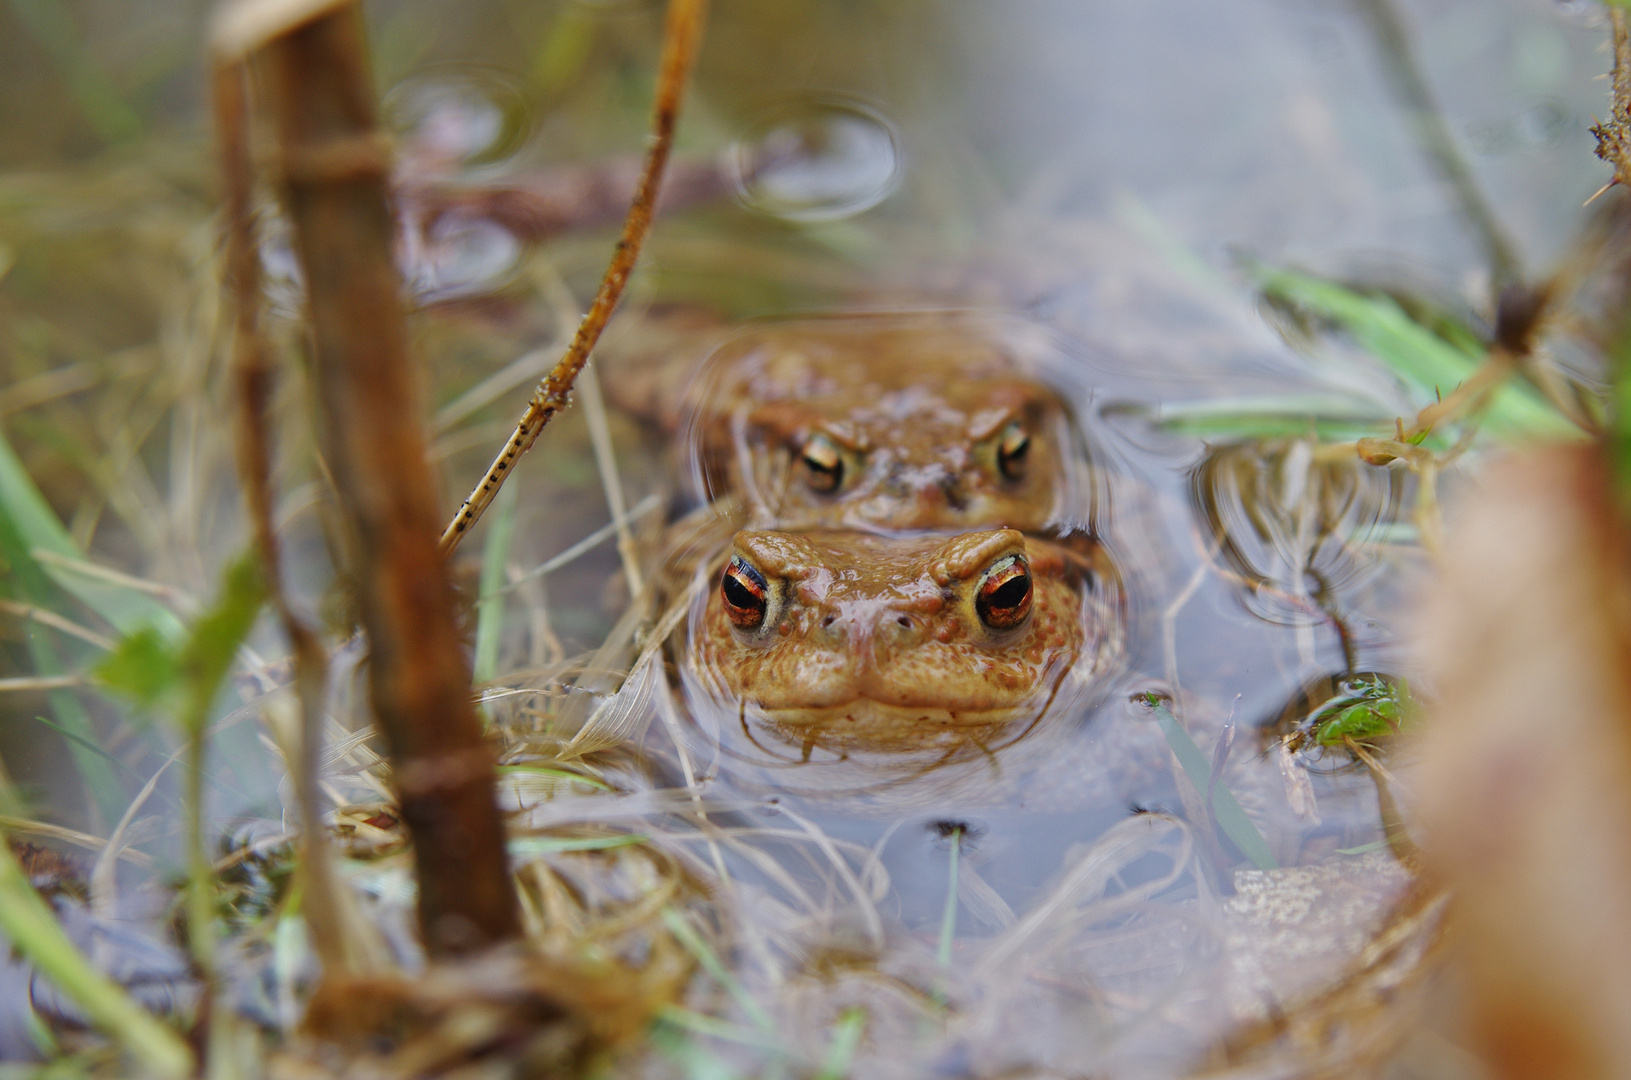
[253,3,520,955]
[438,0,710,555]
[213,52,367,975]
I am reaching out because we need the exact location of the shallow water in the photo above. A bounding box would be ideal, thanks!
[0,0,1612,1074]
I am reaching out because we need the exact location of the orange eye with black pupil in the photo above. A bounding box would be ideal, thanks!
[800,433,844,494]
[976,554,1032,629]
[997,421,1031,481]
[722,556,769,628]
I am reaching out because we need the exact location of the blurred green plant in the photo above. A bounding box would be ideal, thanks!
[95,553,267,983]
[1140,693,1277,871]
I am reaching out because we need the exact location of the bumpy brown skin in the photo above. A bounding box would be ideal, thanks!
[690,528,1085,751]
[680,323,1078,533]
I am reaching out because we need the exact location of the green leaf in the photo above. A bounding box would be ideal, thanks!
[1255,267,1581,442]
[176,553,265,730]
[93,553,265,736]
[93,628,180,708]
[1141,693,1278,871]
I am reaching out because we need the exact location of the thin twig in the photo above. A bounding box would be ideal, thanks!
[1353,0,1523,288]
[438,0,710,554]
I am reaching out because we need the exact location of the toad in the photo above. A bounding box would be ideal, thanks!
[608,317,1094,533]
[686,527,1116,754]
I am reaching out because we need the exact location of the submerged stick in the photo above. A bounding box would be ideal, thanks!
[438,0,710,555]
[256,3,519,954]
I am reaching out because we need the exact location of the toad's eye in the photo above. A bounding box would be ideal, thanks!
[976,554,1033,629]
[997,421,1031,482]
[722,556,769,629]
[799,433,844,494]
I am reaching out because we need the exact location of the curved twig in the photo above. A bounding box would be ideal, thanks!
[439,0,710,555]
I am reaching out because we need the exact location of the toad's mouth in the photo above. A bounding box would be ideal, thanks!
[740,694,1065,755]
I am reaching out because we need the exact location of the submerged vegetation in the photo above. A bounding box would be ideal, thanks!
[0,0,1628,1076]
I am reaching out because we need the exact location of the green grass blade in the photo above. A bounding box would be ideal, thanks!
[655,1005,776,1049]
[936,828,961,968]
[1142,694,1277,871]
[1257,267,1580,442]
[0,829,192,1078]
[0,502,125,823]
[649,1017,748,1080]
[0,426,183,641]
[508,833,647,855]
[661,907,773,1032]
[814,1008,866,1080]
[1128,395,1398,443]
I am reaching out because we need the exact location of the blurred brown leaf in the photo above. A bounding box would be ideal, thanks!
[1416,445,1631,1080]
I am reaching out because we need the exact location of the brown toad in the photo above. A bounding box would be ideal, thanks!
[609,316,1094,533]
[686,527,1115,755]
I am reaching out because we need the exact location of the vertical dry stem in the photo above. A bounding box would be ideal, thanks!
[213,55,359,975]
[438,0,709,554]
[258,5,519,955]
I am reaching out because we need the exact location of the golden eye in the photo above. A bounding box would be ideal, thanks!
[976,554,1033,629]
[799,433,844,494]
[721,555,769,629]
[997,421,1031,482]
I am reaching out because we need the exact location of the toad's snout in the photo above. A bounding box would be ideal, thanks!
[813,601,935,657]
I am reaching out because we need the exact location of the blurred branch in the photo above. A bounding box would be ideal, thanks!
[253,1,520,955]
[439,0,711,554]
[1592,7,1631,195]
[1352,0,1522,290]
[212,51,362,976]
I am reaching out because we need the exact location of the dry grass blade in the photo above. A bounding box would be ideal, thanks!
[438,0,710,554]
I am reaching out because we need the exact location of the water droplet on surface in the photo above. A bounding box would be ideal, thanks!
[400,211,523,305]
[258,205,523,311]
[730,99,900,223]
[383,68,532,170]
[1190,438,1406,626]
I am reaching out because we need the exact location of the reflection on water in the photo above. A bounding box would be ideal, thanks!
[729,98,900,223]
[383,67,534,172]
[1190,438,1407,631]
[259,204,524,309]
